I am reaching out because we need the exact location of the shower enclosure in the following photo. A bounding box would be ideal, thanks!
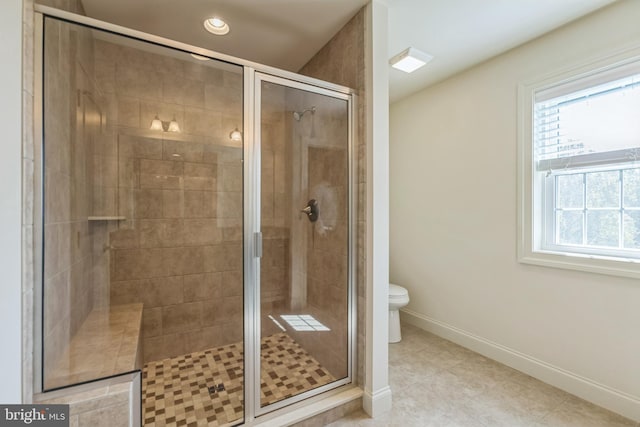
[37,9,355,426]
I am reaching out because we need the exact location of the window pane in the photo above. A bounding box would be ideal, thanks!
[557,211,583,245]
[624,211,640,249]
[556,174,584,208]
[586,171,620,208]
[586,210,620,247]
[623,168,640,208]
[535,73,640,162]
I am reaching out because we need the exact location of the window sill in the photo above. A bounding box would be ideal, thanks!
[518,248,640,280]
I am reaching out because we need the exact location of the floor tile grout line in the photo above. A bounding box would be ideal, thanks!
[141,332,336,426]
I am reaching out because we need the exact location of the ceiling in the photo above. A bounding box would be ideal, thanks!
[81,0,368,72]
[387,0,616,102]
[81,0,616,103]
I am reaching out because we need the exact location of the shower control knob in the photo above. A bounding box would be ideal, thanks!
[301,199,319,223]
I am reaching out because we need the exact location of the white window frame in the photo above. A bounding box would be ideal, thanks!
[544,164,640,257]
[517,45,640,279]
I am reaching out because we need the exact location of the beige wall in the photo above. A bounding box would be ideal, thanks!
[260,82,292,314]
[271,86,351,378]
[257,79,352,379]
[303,144,349,377]
[90,39,247,363]
[42,17,113,389]
[299,6,366,386]
[390,0,640,419]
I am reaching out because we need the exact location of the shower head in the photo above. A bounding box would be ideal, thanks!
[293,106,316,121]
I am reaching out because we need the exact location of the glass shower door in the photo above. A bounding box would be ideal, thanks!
[41,15,245,426]
[254,73,353,412]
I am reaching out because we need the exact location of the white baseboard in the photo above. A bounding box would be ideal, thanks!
[362,385,392,418]
[401,308,640,422]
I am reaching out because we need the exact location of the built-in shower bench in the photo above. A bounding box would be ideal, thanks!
[46,303,143,390]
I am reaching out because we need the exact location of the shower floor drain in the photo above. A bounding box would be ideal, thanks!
[208,383,225,395]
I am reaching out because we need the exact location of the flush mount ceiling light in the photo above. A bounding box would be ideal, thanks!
[389,47,433,73]
[204,17,230,35]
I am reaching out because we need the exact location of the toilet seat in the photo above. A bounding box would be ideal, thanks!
[389,283,408,299]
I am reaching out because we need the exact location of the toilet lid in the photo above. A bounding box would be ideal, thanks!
[389,283,408,297]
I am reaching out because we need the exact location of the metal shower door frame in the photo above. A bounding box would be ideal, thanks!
[32,5,358,424]
[244,71,357,420]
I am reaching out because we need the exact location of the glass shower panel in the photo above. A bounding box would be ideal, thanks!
[42,17,245,425]
[258,80,350,408]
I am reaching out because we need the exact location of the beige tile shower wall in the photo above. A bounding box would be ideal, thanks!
[259,84,352,377]
[305,144,349,378]
[42,18,113,387]
[39,373,141,427]
[92,40,246,362]
[283,88,351,378]
[298,7,366,386]
[260,82,291,315]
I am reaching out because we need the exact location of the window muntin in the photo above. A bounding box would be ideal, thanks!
[546,165,640,257]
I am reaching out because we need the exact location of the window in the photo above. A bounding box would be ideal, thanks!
[549,167,640,254]
[518,52,640,278]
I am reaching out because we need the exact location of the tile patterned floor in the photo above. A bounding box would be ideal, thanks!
[329,323,639,427]
[143,332,335,427]
[260,333,336,403]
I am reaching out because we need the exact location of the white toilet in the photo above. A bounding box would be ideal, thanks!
[389,283,410,343]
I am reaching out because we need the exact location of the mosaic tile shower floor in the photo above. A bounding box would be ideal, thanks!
[142,332,335,427]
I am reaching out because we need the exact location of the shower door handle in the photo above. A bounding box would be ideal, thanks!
[254,232,262,258]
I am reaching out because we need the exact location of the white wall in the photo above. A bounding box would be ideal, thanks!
[0,0,23,404]
[390,0,640,420]
[364,0,392,417]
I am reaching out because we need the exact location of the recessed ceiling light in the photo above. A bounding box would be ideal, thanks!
[204,17,230,36]
[190,53,210,61]
[389,47,433,73]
